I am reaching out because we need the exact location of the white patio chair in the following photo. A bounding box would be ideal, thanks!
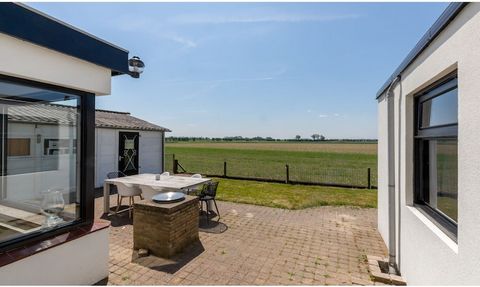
[139,184,168,200]
[161,172,170,176]
[115,182,143,218]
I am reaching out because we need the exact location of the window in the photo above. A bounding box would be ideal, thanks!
[7,138,31,156]
[0,75,94,250]
[44,139,72,155]
[415,76,458,239]
[420,89,457,128]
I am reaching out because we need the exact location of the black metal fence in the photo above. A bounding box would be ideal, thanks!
[165,154,377,189]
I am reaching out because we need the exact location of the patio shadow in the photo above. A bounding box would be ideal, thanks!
[99,207,133,227]
[132,240,205,274]
[198,213,228,234]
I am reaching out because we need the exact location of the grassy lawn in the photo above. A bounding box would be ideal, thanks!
[166,142,377,187]
[214,177,377,209]
[166,141,377,154]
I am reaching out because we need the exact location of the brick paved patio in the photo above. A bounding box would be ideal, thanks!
[95,194,387,285]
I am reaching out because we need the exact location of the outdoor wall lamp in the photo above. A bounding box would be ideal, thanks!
[128,56,145,78]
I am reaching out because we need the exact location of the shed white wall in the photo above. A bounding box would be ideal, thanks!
[377,3,480,285]
[4,122,77,204]
[95,128,164,188]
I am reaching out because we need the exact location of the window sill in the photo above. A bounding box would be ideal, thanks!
[407,206,458,253]
[0,219,110,268]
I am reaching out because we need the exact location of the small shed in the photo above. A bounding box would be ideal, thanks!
[4,105,170,190]
[95,109,170,188]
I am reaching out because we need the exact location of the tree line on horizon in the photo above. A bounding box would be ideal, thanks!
[166,136,377,142]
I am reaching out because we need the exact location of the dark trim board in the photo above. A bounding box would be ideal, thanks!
[0,3,129,75]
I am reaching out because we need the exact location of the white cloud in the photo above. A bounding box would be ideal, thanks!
[169,13,360,25]
[166,34,198,48]
[318,114,328,118]
[108,17,198,49]
[334,113,340,117]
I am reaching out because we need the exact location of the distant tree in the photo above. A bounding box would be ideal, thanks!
[319,135,325,141]
[295,135,301,141]
[311,134,320,141]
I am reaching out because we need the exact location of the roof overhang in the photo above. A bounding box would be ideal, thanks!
[0,3,129,76]
[376,2,468,99]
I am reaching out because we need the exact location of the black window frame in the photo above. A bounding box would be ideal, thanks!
[0,74,95,252]
[414,74,458,241]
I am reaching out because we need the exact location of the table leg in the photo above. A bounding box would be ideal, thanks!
[103,182,110,214]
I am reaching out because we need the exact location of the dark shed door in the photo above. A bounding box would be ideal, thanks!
[118,132,139,176]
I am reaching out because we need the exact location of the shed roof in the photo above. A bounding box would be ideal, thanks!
[7,104,171,132]
[376,2,467,99]
[96,109,171,132]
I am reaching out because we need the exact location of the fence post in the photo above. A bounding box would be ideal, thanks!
[367,168,371,189]
[285,164,290,184]
[173,159,178,174]
[223,161,227,178]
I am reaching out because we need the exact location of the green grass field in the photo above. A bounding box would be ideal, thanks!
[214,177,377,209]
[165,142,378,187]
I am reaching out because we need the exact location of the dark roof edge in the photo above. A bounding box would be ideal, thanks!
[96,124,172,132]
[0,3,129,76]
[95,108,131,115]
[376,2,468,99]
[15,3,128,53]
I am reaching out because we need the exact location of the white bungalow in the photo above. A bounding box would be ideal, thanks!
[377,2,480,285]
[0,3,144,284]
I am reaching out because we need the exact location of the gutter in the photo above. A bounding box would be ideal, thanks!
[376,2,467,99]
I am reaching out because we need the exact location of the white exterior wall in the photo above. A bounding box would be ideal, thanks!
[0,227,109,285]
[95,128,164,188]
[0,33,111,95]
[377,4,480,284]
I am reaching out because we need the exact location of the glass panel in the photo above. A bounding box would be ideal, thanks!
[421,88,457,128]
[426,139,458,222]
[0,79,80,244]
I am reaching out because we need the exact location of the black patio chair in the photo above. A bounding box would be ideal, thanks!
[107,171,126,179]
[198,181,220,223]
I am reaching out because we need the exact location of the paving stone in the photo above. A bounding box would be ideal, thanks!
[95,194,389,285]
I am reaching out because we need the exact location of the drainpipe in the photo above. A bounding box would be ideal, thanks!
[386,76,400,273]
[161,131,165,173]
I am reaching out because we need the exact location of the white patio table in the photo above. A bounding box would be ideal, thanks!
[103,173,211,214]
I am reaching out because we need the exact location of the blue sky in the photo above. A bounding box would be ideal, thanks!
[29,2,448,139]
